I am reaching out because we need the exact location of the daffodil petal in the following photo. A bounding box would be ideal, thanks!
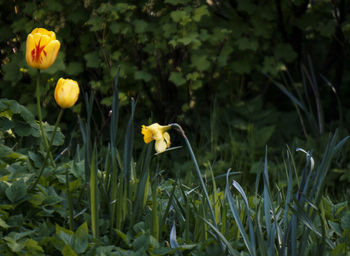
[163,132,171,148]
[155,139,167,153]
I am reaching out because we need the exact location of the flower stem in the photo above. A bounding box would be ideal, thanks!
[170,123,223,250]
[66,170,74,231]
[29,109,64,192]
[36,69,55,167]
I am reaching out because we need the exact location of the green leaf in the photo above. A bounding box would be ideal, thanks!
[56,224,74,247]
[274,44,297,62]
[101,96,113,106]
[191,54,210,71]
[3,60,23,82]
[23,239,44,253]
[0,144,27,162]
[132,233,150,251]
[5,179,27,203]
[133,20,148,33]
[165,0,190,5]
[169,72,186,86]
[341,212,350,230]
[66,62,84,76]
[0,217,10,229]
[193,6,209,22]
[254,125,275,147]
[87,16,104,31]
[73,222,88,254]
[62,245,78,256]
[84,51,101,68]
[170,10,191,25]
[42,122,65,146]
[177,32,201,47]
[46,0,63,11]
[231,59,252,74]
[236,37,259,51]
[134,70,152,82]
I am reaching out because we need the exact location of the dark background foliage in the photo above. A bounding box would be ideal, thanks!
[1,0,350,193]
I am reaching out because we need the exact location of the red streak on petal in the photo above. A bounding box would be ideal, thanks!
[31,39,46,64]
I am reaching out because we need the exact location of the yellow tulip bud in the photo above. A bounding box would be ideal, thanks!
[54,78,80,109]
[26,28,61,70]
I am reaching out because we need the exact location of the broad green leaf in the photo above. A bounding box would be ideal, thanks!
[56,224,74,247]
[236,37,259,51]
[169,72,186,86]
[341,212,350,230]
[0,217,10,229]
[46,0,63,11]
[133,20,148,33]
[170,10,191,25]
[87,16,104,31]
[0,144,27,162]
[62,245,78,256]
[193,6,209,22]
[191,54,210,71]
[5,179,27,203]
[41,123,65,146]
[132,233,150,251]
[165,0,190,5]
[73,222,88,254]
[274,43,297,62]
[84,51,101,68]
[66,62,84,76]
[23,239,44,253]
[177,32,200,47]
[134,70,152,82]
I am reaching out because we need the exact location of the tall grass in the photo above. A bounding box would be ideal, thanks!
[73,70,349,255]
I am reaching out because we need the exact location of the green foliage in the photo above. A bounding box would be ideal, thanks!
[0,0,350,255]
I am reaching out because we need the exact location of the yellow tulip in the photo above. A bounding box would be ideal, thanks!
[26,28,60,69]
[141,123,171,153]
[54,78,80,108]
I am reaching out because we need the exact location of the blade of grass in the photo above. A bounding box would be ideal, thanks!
[231,179,256,254]
[201,218,239,256]
[90,145,98,239]
[225,170,254,256]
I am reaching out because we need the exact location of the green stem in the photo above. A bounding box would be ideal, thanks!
[66,170,74,231]
[170,123,224,250]
[36,69,55,167]
[29,109,64,192]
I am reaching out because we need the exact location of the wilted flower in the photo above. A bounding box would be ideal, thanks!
[141,123,171,153]
[54,78,80,108]
[26,28,60,69]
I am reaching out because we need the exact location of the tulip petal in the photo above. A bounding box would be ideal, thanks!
[40,40,60,69]
[25,34,36,68]
[54,78,80,108]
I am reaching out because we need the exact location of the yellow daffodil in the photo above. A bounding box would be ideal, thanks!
[54,78,80,108]
[26,28,60,69]
[141,123,171,153]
